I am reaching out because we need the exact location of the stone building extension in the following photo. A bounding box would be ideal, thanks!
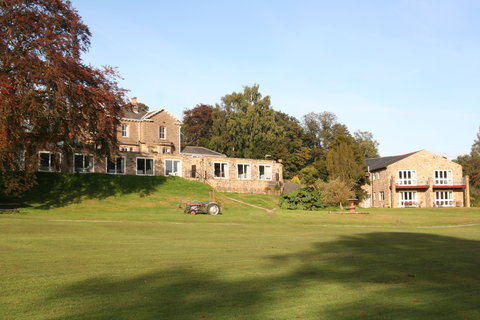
[362,150,470,208]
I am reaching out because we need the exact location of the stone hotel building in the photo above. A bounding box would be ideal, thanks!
[38,99,284,194]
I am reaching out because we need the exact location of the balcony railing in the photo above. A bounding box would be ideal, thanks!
[396,179,416,186]
[395,177,466,187]
[396,179,428,187]
[433,177,466,186]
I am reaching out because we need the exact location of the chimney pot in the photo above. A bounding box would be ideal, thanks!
[130,97,138,113]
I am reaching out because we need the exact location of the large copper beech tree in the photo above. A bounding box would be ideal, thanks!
[0,0,127,195]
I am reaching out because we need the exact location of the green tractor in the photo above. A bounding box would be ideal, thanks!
[185,200,220,215]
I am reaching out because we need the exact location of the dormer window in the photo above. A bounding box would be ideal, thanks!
[159,126,166,139]
[121,124,128,137]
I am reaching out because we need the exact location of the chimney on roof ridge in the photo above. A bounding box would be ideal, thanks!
[130,97,138,113]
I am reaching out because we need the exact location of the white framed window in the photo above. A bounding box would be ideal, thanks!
[379,191,385,201]
[435,191,454,207]
[213,162,228,179]
[259,165,272,180]
[237,163,251,180]
[74,154,94,173]
[162,147,170,154]
[106,156,125,174]
[399,191,417,207]
[398,170,417,185]
[434,170,452,185]
[121,124,129,137]
[136,158,154,175]
[39,151,60,172]
[165,159,182,176]
[159,126,166,139]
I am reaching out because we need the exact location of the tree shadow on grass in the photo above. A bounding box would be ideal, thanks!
[39,232,480,319]
[13,172,167,209]
[268,232,480,319]
[45,268,271,320]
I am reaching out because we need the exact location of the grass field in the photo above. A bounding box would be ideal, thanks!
[1,173,480,319]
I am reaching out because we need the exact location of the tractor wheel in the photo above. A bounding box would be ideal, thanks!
[190,210,196,215]
[206,203,220,215]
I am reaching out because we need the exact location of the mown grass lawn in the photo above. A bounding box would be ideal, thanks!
[1,174,480,319]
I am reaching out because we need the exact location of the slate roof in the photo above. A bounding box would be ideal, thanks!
[366,151,420,171]
[122,108,182,123]
[123,109,148,120]
[181,146,226,157]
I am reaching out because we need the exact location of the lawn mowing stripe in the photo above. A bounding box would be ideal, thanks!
[2,216,480,229]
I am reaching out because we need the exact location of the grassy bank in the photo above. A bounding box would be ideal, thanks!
[1,173,480,319]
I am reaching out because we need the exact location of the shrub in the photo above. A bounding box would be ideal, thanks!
[314,177,354,208]
[299,165,320,186]
[290,176,301,185]
[279,187,325,211]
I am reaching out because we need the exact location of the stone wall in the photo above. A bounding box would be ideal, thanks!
[117,121,141,151]
[368,168,391,208]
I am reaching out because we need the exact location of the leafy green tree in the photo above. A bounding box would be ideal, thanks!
[325,139,365,188]
[354,130,379,159]
[271,111,311,178]
[455,153,479,183]
[302,111,350,161]
[471,127,480,160]
[209,90,311,178]
[209,85,282,159]
[454,127,480,206]
[455,127,480,188]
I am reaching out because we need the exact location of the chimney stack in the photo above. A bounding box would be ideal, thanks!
[130,97,138,113]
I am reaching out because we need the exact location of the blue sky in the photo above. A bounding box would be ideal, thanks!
[71,0,480,159]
